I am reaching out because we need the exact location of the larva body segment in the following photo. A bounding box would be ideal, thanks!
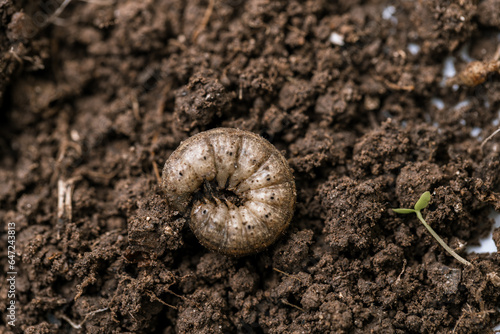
[162,128,296,256]
[228,135,271,190]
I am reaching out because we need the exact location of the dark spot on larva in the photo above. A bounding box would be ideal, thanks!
[266,177,271,181]
[179,172,183,176]
[271,196,274,200]
[265,214,269,218]
[202,209,207,214]
[203,156,207,160]
[247,225,252,229]
[229,151,233,156]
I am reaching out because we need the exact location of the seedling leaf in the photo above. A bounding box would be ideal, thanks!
[392,208,416,214]
[414,191,431,211]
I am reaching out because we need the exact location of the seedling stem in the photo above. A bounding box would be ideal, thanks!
[393,191,472,267]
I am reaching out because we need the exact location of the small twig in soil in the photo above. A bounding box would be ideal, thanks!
[60,307,109,329]
[164,288,188,302]
[57,177,81,238]
[48,252,62,260]
[45,0,114,27]
[331,274,347,282]
[44,0,74,27]
[487,272,500,287]
[273,267,303,283]
[128,311,137,321]
[452,303,496,333]
[57,140,82,162]
[494,44,500,61]
[56,114,83,164]
[367,112,379,129]
[128,93,141,121]
[156,82,172,118]
[383,79,414,91]
[8,47,23,65]
[373,75,414,91]
[150,133,162,186]
[452,304,470,334]
[392,191,472,267]
[146,291,178,310]
[480,127,500,152]
[281,299,304,312]
[192,0,215,42]
[395,259,407,285]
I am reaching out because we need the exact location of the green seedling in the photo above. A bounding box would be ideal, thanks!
[393,191,472,267]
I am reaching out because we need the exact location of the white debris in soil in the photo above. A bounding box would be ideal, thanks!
[470,127,482,138]
[466,210,500,254]
[453,99,470,111]
[493,110,500,126]
[70,129,80,141]
[382,6,397,24]
[441,56,457,89]
[407,43,420,55]
[431,98,445,110]
[459,44,474,62]
[329,32,344,46]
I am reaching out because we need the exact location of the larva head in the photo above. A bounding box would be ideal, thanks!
[162,128,296,256]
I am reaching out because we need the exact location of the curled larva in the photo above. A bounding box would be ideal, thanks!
[162,128,296,256]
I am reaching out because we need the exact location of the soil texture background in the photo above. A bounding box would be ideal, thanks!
[1,0,500,333]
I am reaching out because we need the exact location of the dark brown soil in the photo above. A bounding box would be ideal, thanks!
[1,0,500,333]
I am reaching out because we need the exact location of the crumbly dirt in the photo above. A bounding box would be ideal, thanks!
[1,0,500,333]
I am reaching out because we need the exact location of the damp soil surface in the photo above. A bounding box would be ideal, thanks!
[1,0,500,333]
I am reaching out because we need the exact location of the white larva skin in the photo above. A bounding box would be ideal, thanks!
[162,128,296,256]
